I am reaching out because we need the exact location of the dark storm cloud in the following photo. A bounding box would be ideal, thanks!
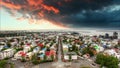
[1,0,120,29]
[57,10,120,28]
[44,0,113,14]
[44,0,120,29]
[45,0,120,29]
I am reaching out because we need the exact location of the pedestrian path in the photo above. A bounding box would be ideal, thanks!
[19,66,24,68]
[32,65,39,68]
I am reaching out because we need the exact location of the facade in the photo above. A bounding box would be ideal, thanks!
[26,52,34,60]
[0,48,15,60]
[14,51,26,59]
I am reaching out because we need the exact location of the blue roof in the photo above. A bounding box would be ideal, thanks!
[42,48,46,51]
[68,45,72,47]
[4,46,9,48]
[38,53,45,57]
[35,47,39,50]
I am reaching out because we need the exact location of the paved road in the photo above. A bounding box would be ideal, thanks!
[58,37,62,62]
[52,36,65,68]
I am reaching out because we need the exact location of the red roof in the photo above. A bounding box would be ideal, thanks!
[45,51,50,56]
[75,40,79,43]
[19,51,26,57]
[35,41,39,44]
[50,50,56,55]
[26,43,30,46]
[38,43,44,48]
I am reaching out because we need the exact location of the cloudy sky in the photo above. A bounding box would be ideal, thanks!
[0,0,120,30]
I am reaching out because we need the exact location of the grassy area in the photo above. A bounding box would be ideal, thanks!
[80,66,90,68]
[0,60,7,68]
[80,65,91,68]
[15,48,23,52]
[10,63,14,68]
[0,59,15,68]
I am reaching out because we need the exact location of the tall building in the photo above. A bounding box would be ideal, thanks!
[105,33,109,39]
[113,32,118,39]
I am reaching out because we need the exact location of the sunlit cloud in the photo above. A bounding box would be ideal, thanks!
[0,0,120,30]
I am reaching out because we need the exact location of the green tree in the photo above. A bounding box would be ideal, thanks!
[31,54,40,65]
[10,63,14,68]
[20,42,24,46]
[7,41,11,48]
[21,56,26,62]
[51,55,54,61]
[72,45,76,51]
[44,55,47,60]
[96,53,119,68]
[82,47,94,56]
[0,60,7,68]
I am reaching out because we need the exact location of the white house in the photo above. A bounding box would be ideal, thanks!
[104,49,120,60]
[26,52,34,60]
[115,53,120,60]
[118,63,120,68]
[23,45,31,52]
[0,46,4,51]
[11,41,18,46]
[71,55,77,60]
[45,43,49,47]
[99,46,104,52]
[33,47,40,54]
[0,48,15,60]
[104,49,116,56]
[64,55,69,60]
[14,51,26,59]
